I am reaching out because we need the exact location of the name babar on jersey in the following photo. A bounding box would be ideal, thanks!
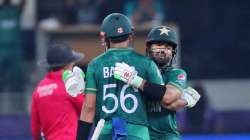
[103,66,115,78]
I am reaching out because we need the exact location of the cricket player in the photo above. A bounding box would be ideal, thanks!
[114,26,200,140]
[76,13,164,140]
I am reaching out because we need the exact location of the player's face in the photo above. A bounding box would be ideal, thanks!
[149,43,173,66]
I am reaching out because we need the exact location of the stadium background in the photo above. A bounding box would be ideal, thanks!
[0,0,250,139]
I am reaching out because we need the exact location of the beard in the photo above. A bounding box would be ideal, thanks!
[151,54,172,67]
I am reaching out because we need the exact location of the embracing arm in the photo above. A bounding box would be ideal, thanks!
[114,62,200,109]
[163,99,187,111]
[114,62,181,104]
[138,80,181,105]
[163,86,201,111]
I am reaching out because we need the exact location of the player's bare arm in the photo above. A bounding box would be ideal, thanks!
[162,86,201,110]
[80,94,96,122]
[76,94,96,140]
[163,99,187,111]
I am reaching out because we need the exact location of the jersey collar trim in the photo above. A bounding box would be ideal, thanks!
[107,47,133,52]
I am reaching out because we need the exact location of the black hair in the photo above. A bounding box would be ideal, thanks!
[105,33,133,49]
[109,34,130,43]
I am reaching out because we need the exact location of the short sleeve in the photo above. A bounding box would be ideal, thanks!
[85,62,97,94]
[168,69,187,91]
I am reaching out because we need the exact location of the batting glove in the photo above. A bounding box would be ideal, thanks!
[181,86,201,108]
[63,66,85,97]
[114,62,143,88]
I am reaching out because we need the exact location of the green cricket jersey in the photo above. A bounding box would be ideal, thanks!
[85,48,164,139]
[147,66,187,140]
[0,5,22,44]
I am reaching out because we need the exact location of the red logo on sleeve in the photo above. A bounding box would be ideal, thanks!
[177,74,186,80]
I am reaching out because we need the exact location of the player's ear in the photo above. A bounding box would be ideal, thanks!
[100,32,106,47]
[146,47,149,56]
[100,31,110,49]
[128,34,134,43]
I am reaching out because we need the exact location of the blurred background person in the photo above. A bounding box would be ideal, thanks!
[0,0,25,92]
[124,0,164,27]
[97,0,125,24]
[37,0,100,26]
[185,82,209,133]
[31,42,85,140]
[74,0,99,24]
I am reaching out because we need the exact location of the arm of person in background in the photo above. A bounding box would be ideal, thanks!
[10,0,25,10]
[31,94,42,140]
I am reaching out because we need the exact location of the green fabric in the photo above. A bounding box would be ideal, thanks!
[167,68,187,89]
[0,44,24,92]
[85,48,164,127]
[0,5,23,92]
[62,70,72,81]
[0,5,21,43]
[147,67,187,140]
[149,131,181,140]
[99,121,150,140]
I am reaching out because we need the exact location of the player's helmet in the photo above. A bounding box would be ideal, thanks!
[100,13,133,42]
[146,26,177,49]
[146,26,178,67]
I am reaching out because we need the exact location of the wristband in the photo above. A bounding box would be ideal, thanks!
[140,81,166,101]
[77,120,93,140]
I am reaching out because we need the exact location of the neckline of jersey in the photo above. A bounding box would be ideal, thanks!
[107,47,133,52]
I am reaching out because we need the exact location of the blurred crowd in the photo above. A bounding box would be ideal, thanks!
[0,0,167,93]
[0,0,167,92]
[0,0,26,92]
[37,0,165,26]
[1,0,249,92]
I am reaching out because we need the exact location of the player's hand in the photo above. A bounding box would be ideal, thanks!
[63,66,85,97]
[114,62,137,83]
[114,62,143,88]
[181,86,201,108]
[73,66,85,93]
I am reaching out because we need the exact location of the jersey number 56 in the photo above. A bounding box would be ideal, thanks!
[102,84,138,114]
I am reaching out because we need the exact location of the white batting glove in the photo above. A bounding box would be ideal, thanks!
[73,66,85,93]
[63,66,85,97]
[114,62,143,88]
[181,86,201,108]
